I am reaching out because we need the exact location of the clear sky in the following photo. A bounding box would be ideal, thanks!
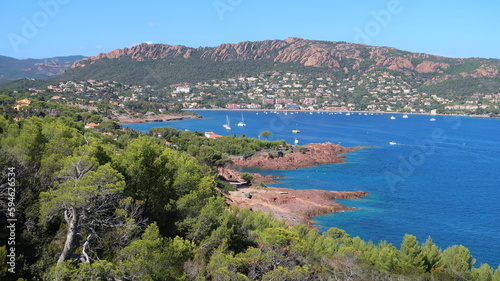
[1,0,499,59]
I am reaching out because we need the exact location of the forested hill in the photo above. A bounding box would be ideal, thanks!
[0,55,85,80]
[54,38,500,97]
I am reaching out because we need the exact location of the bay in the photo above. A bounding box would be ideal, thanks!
[123,110,500,266]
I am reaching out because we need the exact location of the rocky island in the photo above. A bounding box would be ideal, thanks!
[218,142,371,226]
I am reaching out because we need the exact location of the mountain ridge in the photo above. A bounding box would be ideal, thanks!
[47,38,500,98]
[0,55,85,80]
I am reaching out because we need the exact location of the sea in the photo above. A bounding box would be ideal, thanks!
[123,110,500,267]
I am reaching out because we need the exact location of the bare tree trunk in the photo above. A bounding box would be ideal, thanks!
[81,233,92,263]
[57,207,80,264]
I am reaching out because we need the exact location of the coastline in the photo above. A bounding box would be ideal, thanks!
[117,114,202,124]
[184,108,494,119]
[225,186,368,226]
[230,142,372,170]
[218,142,371,226]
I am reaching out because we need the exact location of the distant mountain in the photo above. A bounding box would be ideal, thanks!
[0,55,85,80]
[54,38,500,97]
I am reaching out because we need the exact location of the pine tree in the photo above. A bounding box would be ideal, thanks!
[442,245,476,272]
[421,236,444,272]
[400,234,426,270]
[472,263,494,281]
[493,265,500,281]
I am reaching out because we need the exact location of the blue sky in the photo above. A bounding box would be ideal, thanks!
[1,0,499,59]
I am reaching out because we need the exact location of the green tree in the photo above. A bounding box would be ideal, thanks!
[259,131,271,140]
[421,236,444,272]
[374,241,400,272]
[118,222,194,281]
[40,159,126,264]
[257,227,300,271]
[472,263,494,281]
[98,120,121,130]
[493,265,500,281]
[240,172,253,184]
[45,260,118,281]
[442,245,476,272]
[400,234,425,271]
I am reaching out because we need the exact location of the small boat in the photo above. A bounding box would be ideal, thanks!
[292,130,301,133]
[389,141,397,145]
[222,115,231,130]
[430,118,436,122]
[294,138,299,145]
[237,113,246,126]
[402,114,409,119]
[390,116,396,120]
[345,112,351,116]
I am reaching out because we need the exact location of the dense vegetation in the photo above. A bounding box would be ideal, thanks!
[147,126,286,167]
[53,57,335,89]
[1,110,499,280]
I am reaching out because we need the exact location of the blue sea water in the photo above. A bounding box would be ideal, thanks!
[124,110,500,266]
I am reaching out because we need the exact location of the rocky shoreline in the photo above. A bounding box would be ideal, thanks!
[117,114,202,124]
[231,142,372,170]
[224,186,368,226]
[218,142,371,226]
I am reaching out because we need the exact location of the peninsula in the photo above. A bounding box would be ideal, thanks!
[218,142,370,226]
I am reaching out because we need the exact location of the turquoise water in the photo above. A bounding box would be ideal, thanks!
[124,110,500,266]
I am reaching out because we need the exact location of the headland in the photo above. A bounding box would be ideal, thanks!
[218,142,371,226]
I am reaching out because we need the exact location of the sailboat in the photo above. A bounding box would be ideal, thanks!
[237,113,246,126]
[402,114,409,119]
[222,115,231,129]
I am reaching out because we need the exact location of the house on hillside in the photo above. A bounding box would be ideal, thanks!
[84,122,100,129]
[204,132,223,139]
[12,99,31,111]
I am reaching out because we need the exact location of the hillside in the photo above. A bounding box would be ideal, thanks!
[55,38,500,98]
[0,55,85,80]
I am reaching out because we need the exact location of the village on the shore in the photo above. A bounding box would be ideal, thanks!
[15,69,500,120]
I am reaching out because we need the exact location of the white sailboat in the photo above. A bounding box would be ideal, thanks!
[402,114,409,119]
[222,115,231,129]
[237,113,246,126]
